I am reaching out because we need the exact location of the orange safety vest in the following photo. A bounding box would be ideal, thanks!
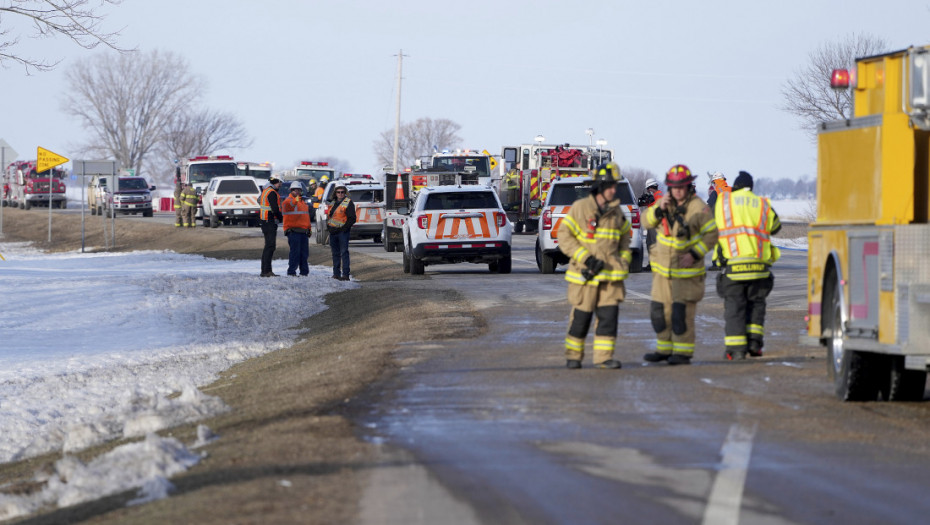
[327,198,352,229]
[712,179,730,196]
[314,186,325,203]
[259,186,278,221]
[282,195,311,232]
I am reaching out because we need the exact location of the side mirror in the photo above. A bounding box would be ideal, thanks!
[150,185,156,191]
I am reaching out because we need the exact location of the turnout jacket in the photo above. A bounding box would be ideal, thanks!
[644,193,718,279]
[557,194,632,286]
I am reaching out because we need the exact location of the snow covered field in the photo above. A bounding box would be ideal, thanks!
[0,242,355,519]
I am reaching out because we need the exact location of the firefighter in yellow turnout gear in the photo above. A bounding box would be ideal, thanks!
[557,163,632,369]
[643,164,718,365]
[180,183,199,228]
[714,171,781,359]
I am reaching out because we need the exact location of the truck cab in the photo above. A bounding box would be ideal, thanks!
[177,155,239,219]
[96,174,155,217]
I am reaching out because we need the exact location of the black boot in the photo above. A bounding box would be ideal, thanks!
[566,359,582,369]
[595,360,622,369]
[747,340,764,357]
[667,354,692,365]
[643,352,671,363]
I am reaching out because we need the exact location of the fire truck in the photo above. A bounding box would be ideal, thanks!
[499,143,613,233]
[176,155,239,219]
[806,45,930,401]
[4,160,67,209]
[281,161,336,186]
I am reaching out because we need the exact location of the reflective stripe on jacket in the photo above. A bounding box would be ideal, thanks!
[714,188,781,280]
[557,194,632,286]
[180,187,198,207]
[644,193,718,279]
[326,197,354,230]
[282,195,311,232]
[259,186,280,221]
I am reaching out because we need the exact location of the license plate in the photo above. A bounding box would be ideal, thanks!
[234,209,243,214]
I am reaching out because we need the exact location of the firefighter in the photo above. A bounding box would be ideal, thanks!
[314,175,328,204]
[714,171,781,359]
[503,169,521,211]
[557,162,632,369]
[281,182,312,276]
[307,178,320,210]
[259,177,284,277]
[643,164,718,365]
[180,182,199,228]
[173,177,184,227]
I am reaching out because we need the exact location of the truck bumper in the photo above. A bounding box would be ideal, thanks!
[413,242,510,264]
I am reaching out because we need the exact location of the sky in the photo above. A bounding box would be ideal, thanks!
[3,0,930,183]
[0,242,356,519]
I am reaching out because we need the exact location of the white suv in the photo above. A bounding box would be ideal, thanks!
[402,184,512,275]
[201,176,262,227]
[535,176,646,273]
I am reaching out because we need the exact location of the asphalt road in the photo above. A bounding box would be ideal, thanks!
[55,208,930,524]
[345,234,930,525]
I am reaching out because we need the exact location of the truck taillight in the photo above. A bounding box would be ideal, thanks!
[323,204,330,214]
[417,215,428,229]
[542,209,552,230]
[631,207,640,228]
[213,197,218,206]
[494,212,506,228]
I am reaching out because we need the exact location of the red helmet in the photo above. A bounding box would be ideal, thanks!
[665,164,694,187]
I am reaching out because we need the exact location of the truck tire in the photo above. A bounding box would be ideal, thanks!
[630,249,644,273]
[91,205,97,216]
[885,356,927,401]
[402,249,411,274]
[537,241,555,274]
[497,254,512,274]
[410,254,425,275]
[143,209,153,218]
[514,221,524,234]
[825,273,880,401]
[373,234,382,244]
[24,200,31,210]
[210,214,219,228]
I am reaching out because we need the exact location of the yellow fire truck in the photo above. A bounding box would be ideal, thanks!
[807,45,930,401]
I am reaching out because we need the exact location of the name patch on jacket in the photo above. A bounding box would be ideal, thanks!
[729,262,766,273]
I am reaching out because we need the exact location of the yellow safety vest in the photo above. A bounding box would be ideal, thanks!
[714,188,780,280]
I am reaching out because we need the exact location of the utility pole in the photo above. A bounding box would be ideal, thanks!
[392,49,407,173]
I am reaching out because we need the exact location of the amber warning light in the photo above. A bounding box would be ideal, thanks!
[831,69,850,90]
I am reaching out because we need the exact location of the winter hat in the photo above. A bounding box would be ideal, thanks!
[732,171,753,191]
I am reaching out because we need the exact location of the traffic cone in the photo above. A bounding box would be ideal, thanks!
[395,174,405,201]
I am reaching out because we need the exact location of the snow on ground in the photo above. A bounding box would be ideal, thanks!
[0,242,355,519]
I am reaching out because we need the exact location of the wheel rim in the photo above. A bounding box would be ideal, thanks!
[830,299,845,376]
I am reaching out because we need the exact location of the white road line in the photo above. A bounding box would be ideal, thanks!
[701,422,757,525]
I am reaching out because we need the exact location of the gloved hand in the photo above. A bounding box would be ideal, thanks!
[582,256,605,280]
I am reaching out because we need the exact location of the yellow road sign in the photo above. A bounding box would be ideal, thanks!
[483,150,498,171]
[37,146,69,173]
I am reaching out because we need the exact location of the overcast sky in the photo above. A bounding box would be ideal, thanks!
[3,0,929,182]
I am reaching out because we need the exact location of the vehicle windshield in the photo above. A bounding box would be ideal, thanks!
[27,168,65,179]
[242,169,271,181]
[297,169,335,179]
[431,156,490,177]
[218,180,259,194]
[424,191,498,210]
[549,183,591,206]
[188,162,237,184]
[348,189,383,203]
[118,178,149,190]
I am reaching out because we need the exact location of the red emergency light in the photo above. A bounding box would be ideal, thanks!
[831,69,850,89]
[215,155,233,160]
[300,161,329,166]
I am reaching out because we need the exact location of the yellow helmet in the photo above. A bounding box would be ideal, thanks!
[308,178,318,186]
[320,175,330,183]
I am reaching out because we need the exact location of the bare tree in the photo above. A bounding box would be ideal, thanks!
[0,0,128,73]
[781,33,889,140]
[62,49,202,179]
[373,117,462,169]
[622,166,660,198]
[160,108,252,164]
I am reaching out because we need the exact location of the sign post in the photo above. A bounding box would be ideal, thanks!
[0,139,19,238]
[37,147,69,243]
[73,160,117,253]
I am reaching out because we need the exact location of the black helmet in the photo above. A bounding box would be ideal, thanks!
[591,162,622,194]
